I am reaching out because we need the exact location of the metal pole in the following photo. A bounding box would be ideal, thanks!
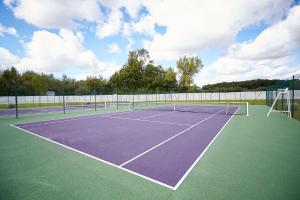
[281,91,284,110]
[62,80,65,114]
[291,75,295,118]
[275,90,278,109]
[13,80,18,119]
[265,89,268,106]
[94,84,96,111]
[116,93,118,109]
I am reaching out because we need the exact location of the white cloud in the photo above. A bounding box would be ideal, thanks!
[99,0,142,19]
[96,9,123,38]
[196,5,300,86]
[74,61,121,80]
[121,14,157,38]
[108,43,121,54]
[142,0,293,60]
[4,0,102,29]
[0,23,17,37]
[131,14,156,37]
[15,29,121,78]
[0,47,19,67]
[95,0,145,38]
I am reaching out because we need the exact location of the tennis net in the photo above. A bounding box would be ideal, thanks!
[130,101,248,115]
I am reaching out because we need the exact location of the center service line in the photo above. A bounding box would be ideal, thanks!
[119,109,225,167]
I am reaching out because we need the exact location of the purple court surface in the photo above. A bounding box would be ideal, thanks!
[13,107,237,189]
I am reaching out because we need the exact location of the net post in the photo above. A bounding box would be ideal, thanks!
[226,102,228,115]
[173,102,176,111]
[246,102,249,116]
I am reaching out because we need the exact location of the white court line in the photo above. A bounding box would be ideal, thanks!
[101,115,192,126]
[173,107,239,190]
[10,124,176,190]
[138,111,175,120]
[16,114,102,127]
[15,109,148,127]
[11,107,238,190]
[119,109,225,167]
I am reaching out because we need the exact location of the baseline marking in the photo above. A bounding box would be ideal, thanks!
[10,124,176,190]
[11,107,239,190]
[119,109,224,167]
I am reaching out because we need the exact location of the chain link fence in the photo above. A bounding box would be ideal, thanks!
[266,74,300,121]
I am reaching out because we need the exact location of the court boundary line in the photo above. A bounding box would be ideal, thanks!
[138,111,175,120]
[10,107,239,190]
[14,108,146,127]
[0,105,109,117]
[10,124,176,190]
[173,107,239,189]
[101,115,192,126]
[120,109,224,167]
[17,110,191,128]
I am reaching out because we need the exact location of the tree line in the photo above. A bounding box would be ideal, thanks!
[0,49,202,96]
[202,79,279,92]
[0,48,278,96]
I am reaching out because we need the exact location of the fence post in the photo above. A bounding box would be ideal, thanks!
[62,81,65,114]
[13,79,18,119]
[145,92,147,103]
[292,75,295,118]
[275,90,278,109]
[116,93,119,109]
[200,92,202,102]
[94,85,96,111]
[265,90,268,105]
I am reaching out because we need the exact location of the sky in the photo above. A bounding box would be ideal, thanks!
[0,0,300,86]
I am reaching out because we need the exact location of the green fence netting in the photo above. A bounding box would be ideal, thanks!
[266,74,300,121]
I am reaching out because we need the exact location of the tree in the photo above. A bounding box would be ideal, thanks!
[0,67,18,95]
[61,74,77,95]
[109,48,152,92]
[163,67,177,91]
[142,64,165,92]
[85,76,107,94]
[32,74,48,95]
[17,71,39,95]
[176,56,203,90]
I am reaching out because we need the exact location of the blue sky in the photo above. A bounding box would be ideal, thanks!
[0,0,299,86]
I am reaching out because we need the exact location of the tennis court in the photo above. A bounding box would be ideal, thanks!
[11,103,238,189]
[1,102,299,199]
